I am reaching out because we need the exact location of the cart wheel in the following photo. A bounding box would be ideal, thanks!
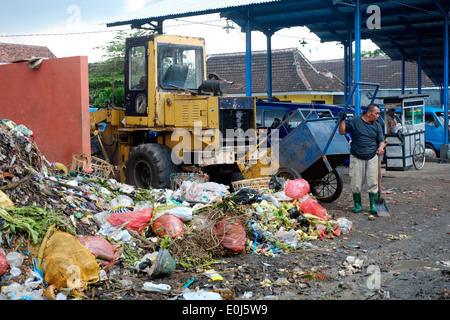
[413,143,426,170]
[310,169,343,203]
[275,167,301,180]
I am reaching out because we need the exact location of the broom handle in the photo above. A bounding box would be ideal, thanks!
[378,154,382,200]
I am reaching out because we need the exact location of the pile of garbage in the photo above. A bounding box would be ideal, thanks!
[0,120,353,300]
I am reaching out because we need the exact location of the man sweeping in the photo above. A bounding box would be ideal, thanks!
[339,104,387,214]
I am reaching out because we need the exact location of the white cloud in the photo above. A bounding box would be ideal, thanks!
[126,0,154,12]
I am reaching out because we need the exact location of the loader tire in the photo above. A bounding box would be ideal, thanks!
[125,143,178,189]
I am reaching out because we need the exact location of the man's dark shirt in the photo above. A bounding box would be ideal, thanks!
[345,116,384,160]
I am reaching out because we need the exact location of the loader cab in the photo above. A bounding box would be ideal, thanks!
[158,44,204,90]
[124,35,206,118]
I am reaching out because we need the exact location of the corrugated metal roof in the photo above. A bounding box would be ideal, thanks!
[108,0,279,26]
[106,0,450,87]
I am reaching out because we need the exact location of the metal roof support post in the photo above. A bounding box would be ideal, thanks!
[418,39,422,94]
[348,27,353,106]
[265,31,273,100]
[444,11,449,145]
[401,56,405,94]
[433,0,449,145]
[344,42,348,103]
[156,21,163,34]
[245,9,252,97]
[354,0,361,116]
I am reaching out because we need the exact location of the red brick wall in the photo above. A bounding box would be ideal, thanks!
[0,56,90,167]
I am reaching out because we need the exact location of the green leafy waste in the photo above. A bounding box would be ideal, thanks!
[0,206,76,244]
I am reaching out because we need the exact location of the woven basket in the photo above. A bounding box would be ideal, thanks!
[71,154,114,179]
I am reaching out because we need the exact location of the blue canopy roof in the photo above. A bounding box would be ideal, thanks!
[107,0,450,87]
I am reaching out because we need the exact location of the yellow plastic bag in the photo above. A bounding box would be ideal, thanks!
[0,190,14,208]
[43,231,100,290]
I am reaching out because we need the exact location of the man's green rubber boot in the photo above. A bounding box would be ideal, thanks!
[352,193,362,213]
[369,192,378,214]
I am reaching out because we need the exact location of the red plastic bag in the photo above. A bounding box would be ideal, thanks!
[315,223,340,239]
[315,224,328,239]
[213,217,246,253]
[0,253,9,276]
[78,236,116,266]
[297,197,328,221]
[107,207,153,235]
[332,224,341,237]
[284,179,310,199]
[152,214,185,238]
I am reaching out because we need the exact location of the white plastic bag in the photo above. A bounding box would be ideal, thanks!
[153,206,193,222]
[110,195,134,209]
[336,218,353,234]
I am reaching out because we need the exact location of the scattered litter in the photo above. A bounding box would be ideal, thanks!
[0,120,361,300]
[339,256,364,276]
[182,289,222,300]
[142,282,171,293]
[203,269,223,281]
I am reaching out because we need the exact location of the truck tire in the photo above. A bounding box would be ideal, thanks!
[125,143,178,189]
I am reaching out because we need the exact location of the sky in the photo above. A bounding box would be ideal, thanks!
[0,0,379,63]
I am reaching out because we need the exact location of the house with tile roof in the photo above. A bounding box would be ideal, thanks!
[206,48,344,105]
[0,43,56,63]
[207,49,442,108]
[312,56,440,107]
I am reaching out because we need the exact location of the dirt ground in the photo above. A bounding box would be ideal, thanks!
[90,158,449,302]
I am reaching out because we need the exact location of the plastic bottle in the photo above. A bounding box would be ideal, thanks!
[142,282,171,293]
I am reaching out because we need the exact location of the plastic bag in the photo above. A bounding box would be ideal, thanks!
[213,217,246,253]
[78,235,116,266]
[107,207,153,235]
[315,224,340,238]
[315,224,328,239]
[181,181,203,201]
[332,224,341,237]
[0,190,14,208]
[275,228,298,248]
[230,188,258,204]
[284,179,310,199]
[2,282,43,300]
[297,197,328,221]
[6,252,23,277]
[153,206,193,222]
[0,253,8,276]
[43,231,100,290]
[336,218,352,234]
[152,214,185,238]
[110,195,134,209]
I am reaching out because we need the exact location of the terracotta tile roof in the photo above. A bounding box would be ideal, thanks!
[312,57,436,89]
[0,43,57,63]
[206,48,344,95]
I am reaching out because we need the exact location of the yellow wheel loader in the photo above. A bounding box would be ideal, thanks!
[90,34,258,188]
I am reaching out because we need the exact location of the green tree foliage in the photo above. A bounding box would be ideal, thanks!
[89,29,154,108]
[353,49,386,58]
